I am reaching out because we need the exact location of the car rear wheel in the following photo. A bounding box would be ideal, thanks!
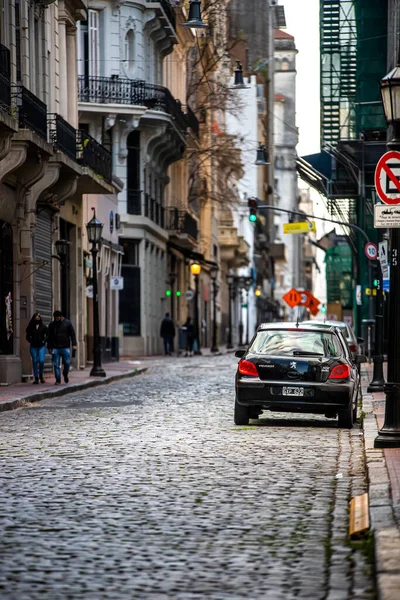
[338,403,353,429]
[234,397,250,426]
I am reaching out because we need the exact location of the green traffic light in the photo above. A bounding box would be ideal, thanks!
[373,279,379,287]
[321,305,327,313]
[176,290,181,297]
[166,290,171,297]
[249,214,257,222]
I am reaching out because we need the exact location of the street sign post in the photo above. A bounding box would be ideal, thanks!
[282,288,321,315]
[379,241,388,266]
[375,151,400,205]
[365,242,378,260]
[283,221,316,234]
[374,204,400,228]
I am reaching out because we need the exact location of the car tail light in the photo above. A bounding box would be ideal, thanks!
[349,343,357,353]
[238,360,258,377]
[328,364,351,379]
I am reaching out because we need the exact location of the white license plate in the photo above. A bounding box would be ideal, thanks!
[282,387,304,397]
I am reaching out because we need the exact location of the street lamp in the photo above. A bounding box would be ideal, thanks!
[210,266,219,353]
[368,230,386,393]
[231,61,250,89]
[190,262,202,355]
[55,239,69,318]
[180,0,207,29]
[226,271,234,349]
[255,143,269,166]
[244,277,252,345]
[374,61,400,447]
[86,210,106,377]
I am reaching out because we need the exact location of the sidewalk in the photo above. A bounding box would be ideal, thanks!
[0,345,235,413]
[361,363,400,600]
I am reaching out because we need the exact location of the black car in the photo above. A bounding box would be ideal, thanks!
[234,323,366,429]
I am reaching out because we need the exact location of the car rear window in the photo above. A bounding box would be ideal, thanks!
[250,330,341,357]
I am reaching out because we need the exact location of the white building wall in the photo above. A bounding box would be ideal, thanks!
[226,75,259,341]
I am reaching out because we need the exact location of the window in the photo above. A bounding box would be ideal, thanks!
[124,30,135,74]
[250,330,341,357]
[120,240,141,336]
[78,10,100,78]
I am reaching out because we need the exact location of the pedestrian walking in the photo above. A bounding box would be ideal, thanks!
[160,312,175,356]
[47,310,77,385]
[26,312,48,384]
[184,317,195,357]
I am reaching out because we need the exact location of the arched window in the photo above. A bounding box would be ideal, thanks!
[124,30,135,74]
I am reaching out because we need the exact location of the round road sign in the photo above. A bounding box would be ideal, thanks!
[365,242,378,260]
[375,151,400,205]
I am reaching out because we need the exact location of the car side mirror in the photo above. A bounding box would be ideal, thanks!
[235,349,246,358]
[357,337,364,345]
[355,354,367,364]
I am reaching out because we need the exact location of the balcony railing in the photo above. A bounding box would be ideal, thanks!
[127,189,142,215]
[147,0,176,31]
[0,43,11,110]
[167,208,198,240]
[76,129,112,182]
[48,114,77,161]
[78,76,198,134]
[13,85,47,140]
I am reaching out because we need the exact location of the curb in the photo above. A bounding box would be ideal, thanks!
[0,367,148,413]
[361,376,400,600]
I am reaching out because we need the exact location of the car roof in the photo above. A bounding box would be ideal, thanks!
[257,322,340,334]
[302,319,348,328]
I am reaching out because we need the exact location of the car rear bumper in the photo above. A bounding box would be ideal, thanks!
[236,378,353,412]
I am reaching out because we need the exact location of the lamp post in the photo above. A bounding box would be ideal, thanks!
[210,266,219,353]
[226,271,234,349]
[190,262,202,355]
[244,277,252,345]
[55,239,69,318]
[374,59,400,447]
[86,210,106,377]
[238,277,245,346]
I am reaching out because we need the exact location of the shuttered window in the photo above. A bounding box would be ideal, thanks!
[88,9,99,77]
[34,210,53,327]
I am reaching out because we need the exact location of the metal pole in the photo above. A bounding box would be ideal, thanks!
[375,225,400,446]
[194,274,201,355]
[90,243,106,377]
[211,280,219,352]
[227,283,233,349]
[368,229,385,392]
[245,289,250,345]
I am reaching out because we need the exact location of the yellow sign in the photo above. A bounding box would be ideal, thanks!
[365,288,377,296]
[283,221,316,234]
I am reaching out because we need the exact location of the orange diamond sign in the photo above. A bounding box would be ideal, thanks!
[282,288,301,309]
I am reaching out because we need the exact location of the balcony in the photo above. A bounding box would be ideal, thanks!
[127,189,142,215]
[76,129,112,183]
[166,207,198,248]
[48,114,77,161]
[13,85,47,141]
[144,193,165,227]
[0,44,11,110]
[78,76,198,135]
[147,0,176,32]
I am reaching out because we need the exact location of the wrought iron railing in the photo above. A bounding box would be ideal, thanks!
[13,85,47,140]
[48,114,77,161]
[76,129,112,182]
[147,0,176,31]
[78,76,193,134]
[0,43,11,110]
[127,189,142,215]
[166,208,198,240]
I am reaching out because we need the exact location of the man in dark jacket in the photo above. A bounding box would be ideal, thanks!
[160,312,175,356]
[47,310,77,384]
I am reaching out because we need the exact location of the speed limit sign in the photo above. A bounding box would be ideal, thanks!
[364,242,378,260]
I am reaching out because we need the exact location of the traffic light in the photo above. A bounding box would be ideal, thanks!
[248,198,257,222]
[373,279,379,287]
[176,290,181,297]
[165,290,171,297]
[320,304,327,313]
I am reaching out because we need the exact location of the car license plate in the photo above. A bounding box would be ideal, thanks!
[282,387,304,397]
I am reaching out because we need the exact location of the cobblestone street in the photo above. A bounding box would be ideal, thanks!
[0,355,375,600]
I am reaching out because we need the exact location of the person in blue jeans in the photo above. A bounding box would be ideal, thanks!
[47,310,77,385]
[26,312,48,384]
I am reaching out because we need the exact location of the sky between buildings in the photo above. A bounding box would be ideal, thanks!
[283,0,320,157]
